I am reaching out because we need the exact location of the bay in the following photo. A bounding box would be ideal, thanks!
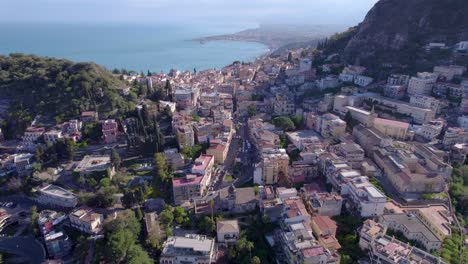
[0,22,269,72]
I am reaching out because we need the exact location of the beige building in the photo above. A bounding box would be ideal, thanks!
[69,207,103,234]
[373,118,411,140]
[261,148,289,184]
[315,113,346,138]
[216,220,240,243]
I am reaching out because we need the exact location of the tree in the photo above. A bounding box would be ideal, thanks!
[160,206,174,226]
[251,256,261,264]
[290,116,303,128]
[272,116,295,131]
[30,206,38,235]
[198,216,215,234]
[135,207,143,221]
[173,206,189,226]
[247,104,257,117]
[125,244,152,264]
[111,148,121,170]
[154,152,169,182]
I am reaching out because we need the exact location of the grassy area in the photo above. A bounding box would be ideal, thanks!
[224,175,234,182]
[421,192,448,200]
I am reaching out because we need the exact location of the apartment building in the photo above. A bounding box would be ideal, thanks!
[160,234,216,264]
[315,113,346,138]
[407,72,438,96]
[43,130,63,145]
[261,149,289,184]
[336,142,364,169]
[341,177,386,217]
[69,207,103,234]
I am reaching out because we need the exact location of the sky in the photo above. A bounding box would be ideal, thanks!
[2,0,379,27]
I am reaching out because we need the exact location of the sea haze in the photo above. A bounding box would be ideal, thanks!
[0,22,269,73]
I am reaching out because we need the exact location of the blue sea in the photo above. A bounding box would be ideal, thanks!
[0,22,269,72]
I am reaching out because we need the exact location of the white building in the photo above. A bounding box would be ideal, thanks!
[160,234,216,264]
[407,72,438,96]
[36,184,78,208]
[341,177,386,217]
[354,75,373,87]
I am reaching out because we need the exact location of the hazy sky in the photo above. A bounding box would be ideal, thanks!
[2,0,379,26]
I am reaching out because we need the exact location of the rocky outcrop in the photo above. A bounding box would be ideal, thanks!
[341,0,468,62]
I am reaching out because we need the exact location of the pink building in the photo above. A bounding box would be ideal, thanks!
[102,119,118,144]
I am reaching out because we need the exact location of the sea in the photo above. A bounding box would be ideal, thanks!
[0,22,269,73]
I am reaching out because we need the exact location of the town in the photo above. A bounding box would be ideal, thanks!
[0,39,468,264]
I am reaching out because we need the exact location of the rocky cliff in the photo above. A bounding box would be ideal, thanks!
[337,0,468,63]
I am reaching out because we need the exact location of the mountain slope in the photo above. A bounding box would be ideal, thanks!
[329,0,468,64]
[0,53,135,137]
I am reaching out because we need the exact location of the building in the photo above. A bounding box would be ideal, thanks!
[23,126,45,146]
[81,111,98,122]
[191,154,214,178]
[354,75,373,87]
[217,186,258,214]
[455,41,468,51]
[36,184,78,208]
[373,145,445,194]
[417,121,444,141]
[164,148,185,169]
[307,192,342,217]
[102,119,118,144]
[409,95,443,113]
[175,124,195,148]
[443,127,468,146]
[346,106,376,127]
[352,124,388,156]
[160,234,216,264]
[373,118,410,140]
[337,142,364,169]
[261,149,289,184]
[358,219,446,264]
[342,177,386,217]
[383,85,406,99]
[315,113,346,138]
[286,130,322,151]
[74,155,115,178]
[310,216,341,251]
[206,142,228,164]
[43,130,63,145]
[44,231,72,259]
[378,214,442,252]
[365,95,435,124]
[216,220,240,244]
[159,100,177,113]
[172,175,207,205]
[433,65,466,81]
[387,74,410,86]
[5,153,34,176]
[407,72,438,96]
[69,207,103,234]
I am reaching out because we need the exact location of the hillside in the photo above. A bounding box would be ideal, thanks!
[325,0,468,66]
[0,54,135,137]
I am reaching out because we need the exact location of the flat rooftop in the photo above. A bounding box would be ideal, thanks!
[40,184,76,199]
